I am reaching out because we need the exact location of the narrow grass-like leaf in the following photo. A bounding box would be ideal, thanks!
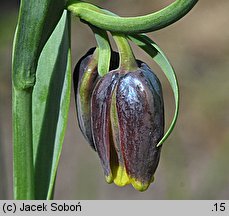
[32,11,71,200]
[128,34,179,147]
[89,25,111,77]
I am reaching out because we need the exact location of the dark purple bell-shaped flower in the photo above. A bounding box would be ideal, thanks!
[74,49,164,191]
[91,61,164,191]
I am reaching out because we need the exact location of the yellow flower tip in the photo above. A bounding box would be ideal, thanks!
[131,179,150,192]
[106,165,155,191]
[105,174,113,184]
[113,166,130,187]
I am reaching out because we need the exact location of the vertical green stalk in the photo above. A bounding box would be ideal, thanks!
[13,88,34,200]
[112,33,137,71]
[12,0,66,200]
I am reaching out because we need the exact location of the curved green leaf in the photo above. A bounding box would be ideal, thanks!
[32,11,71,199]
[89,25,111,77]
[67,0,198,34]
[128,34,179,147]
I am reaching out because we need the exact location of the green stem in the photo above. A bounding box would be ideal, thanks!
[13,88,34,199]
[112,33,137,71]
[67,0,198,34]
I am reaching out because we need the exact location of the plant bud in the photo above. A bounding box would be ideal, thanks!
[91,61,164,191]
[73,48,119,150]
[73,48,98,150]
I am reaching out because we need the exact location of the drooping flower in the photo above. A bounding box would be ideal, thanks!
[74,49,164,191]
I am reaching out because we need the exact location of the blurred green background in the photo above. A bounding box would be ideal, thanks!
[1,0,229,199]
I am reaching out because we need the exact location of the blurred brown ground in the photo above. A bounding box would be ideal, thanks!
[0,0,229,199]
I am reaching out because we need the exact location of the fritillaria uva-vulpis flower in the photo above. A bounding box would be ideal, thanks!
[74,48,164,191]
